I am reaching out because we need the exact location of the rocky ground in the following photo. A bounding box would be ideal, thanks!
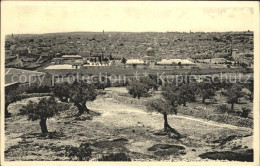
[5,88,253,161]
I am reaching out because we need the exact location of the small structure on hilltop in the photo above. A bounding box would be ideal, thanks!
[142,47,161,67]
[146,47,155,56]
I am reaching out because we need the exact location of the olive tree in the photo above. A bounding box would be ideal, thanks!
[127,81,149,99]
[164,84,196,107]
[147,98,181,138]
[198,82,216,104]
[226,84,244,111]
[127,76,158,99]
[53,82,71,102]
[139,76,159,91]
[19,97,68,134]
[70,82,97,116]
[53,82,97,116]
[147,85,182,138]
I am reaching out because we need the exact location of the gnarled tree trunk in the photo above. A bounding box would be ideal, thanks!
[82,102,90,114]
[75,102,90,116]
[40,118,48,134]
[163,112,181,138]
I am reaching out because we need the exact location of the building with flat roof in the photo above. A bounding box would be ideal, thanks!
[157,59,196,67]
[125,59,147,69]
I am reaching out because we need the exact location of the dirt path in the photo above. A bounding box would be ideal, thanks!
[5,92,253,161]
[87,96,251,132]
[86,95,253,160]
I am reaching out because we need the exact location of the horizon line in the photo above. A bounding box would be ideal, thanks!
[5,30,254,36]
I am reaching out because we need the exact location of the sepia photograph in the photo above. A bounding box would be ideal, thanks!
[1,1,259,165]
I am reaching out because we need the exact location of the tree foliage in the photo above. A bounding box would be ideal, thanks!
[127,76,159,99]
[198,82,216,104]
[226,84,244,110]
[147,95,181,138]
[121,57,127,64]
[53,82,71,102]
[215,104,231,114]
[5,84,28,117]
[53,82,97,116]
[163,84,196,106]
[93,76,111,90]
[19,96,69,133]
[139,76,159,91]
[241,107,251,118]
[147,98,177,115]
[127,78,150,99]
[245,79,253,102]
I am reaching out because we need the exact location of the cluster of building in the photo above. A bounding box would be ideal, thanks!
[5,31,254,70]
[125,47,196,69]
[45,53,111,69]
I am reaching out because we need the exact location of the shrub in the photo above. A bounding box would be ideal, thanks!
[208,114,253,128]
[65,143,92,161]
[26,85,51,93]
[98,153,131,161]
[241,107,251,118]
[215,104,231,114]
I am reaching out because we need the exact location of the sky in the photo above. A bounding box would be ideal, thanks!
[1,1,258,34]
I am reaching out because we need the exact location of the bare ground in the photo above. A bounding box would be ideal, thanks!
[5,88,253,161]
